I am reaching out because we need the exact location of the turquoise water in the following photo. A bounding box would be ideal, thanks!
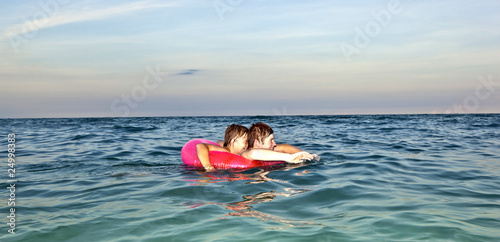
[1,114,500,241]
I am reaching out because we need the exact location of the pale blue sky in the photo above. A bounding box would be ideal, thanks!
[1,0,499,118]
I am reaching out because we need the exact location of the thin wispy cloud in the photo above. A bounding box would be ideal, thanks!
[176,69,200,75]
[1,0,176,41]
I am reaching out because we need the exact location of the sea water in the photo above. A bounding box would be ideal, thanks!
[1,114,499,241]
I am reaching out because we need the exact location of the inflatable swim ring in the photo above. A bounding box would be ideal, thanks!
[181,139,286,170]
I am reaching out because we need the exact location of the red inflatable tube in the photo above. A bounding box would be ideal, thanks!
[181,139,286,170]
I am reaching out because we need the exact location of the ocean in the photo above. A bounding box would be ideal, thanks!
[1,114,499,241]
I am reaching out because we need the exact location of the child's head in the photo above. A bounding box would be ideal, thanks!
[247,122,276,150]
[223,124,248,149]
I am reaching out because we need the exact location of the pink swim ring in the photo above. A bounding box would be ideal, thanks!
[181,139,286,170]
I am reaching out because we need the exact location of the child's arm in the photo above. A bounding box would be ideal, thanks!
[274,143,303,154]
[196,143,229,172]
[196,143,215,172]
[241,149,314,163]
[275,144,319,160]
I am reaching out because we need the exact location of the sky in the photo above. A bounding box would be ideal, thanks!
[1,0,499,118]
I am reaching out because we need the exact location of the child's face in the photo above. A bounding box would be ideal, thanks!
[232,134,248,154]
[255,134,277,150]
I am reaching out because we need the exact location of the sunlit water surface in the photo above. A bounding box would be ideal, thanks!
[1,114,499,241]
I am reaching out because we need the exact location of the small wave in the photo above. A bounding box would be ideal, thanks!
[147,151,168,156]
[379,127,405,131]
[341,138,362,145]
[102,151,134,158]
[443,143,463,149]
[111,160,165,167]
[354,154,388,160]
[482,123,500,128]
[71,134,98,140]
[25,163,73,173]
[110,172,152,177]
[318,152,346,162]
[154,146,182,152]
[406,148,424,153]
[112,125,159,133]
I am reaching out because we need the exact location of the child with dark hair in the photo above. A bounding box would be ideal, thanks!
[246,122,317,156]
[197,124,316,172]
[197,124,248,172]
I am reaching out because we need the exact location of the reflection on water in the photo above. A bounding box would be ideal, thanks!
[184,166,316,228]
[222,189,316,229]
[184,163,309,184]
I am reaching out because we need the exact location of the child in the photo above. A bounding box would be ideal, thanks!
[196,124,248,172]
[245,122,319,159]
[197,124,314,172]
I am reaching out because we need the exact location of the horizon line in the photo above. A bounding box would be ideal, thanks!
[2,112,499,120]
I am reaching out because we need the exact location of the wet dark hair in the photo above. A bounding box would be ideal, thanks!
[247,122,273,149]
[223,124,248,147]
